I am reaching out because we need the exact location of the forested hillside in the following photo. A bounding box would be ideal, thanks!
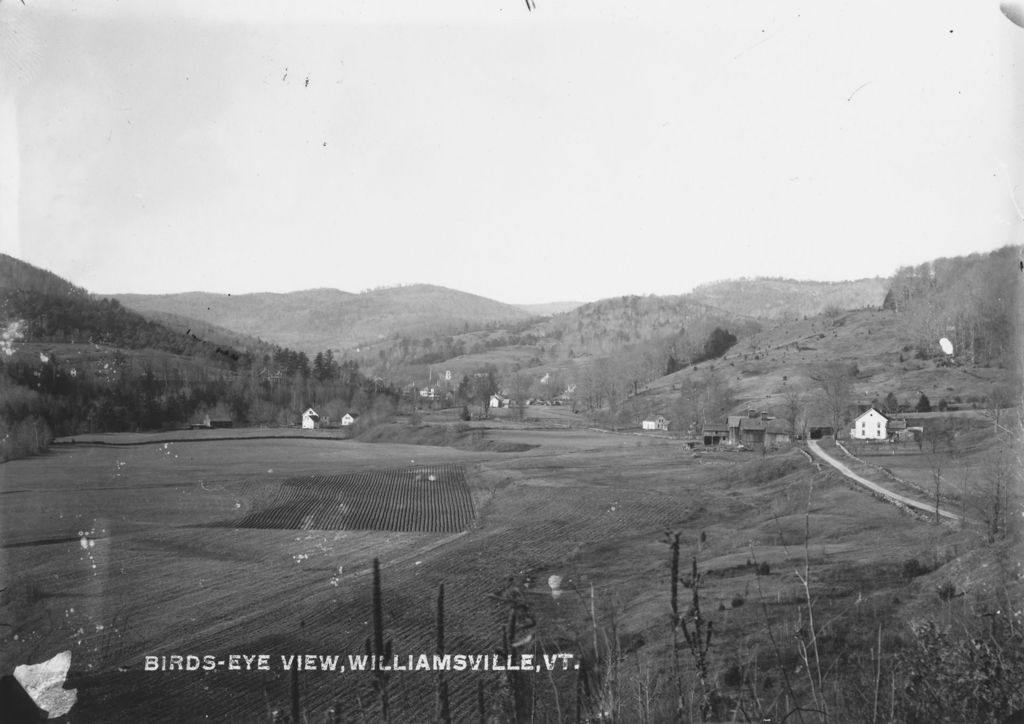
[0,256,401,460]
[690,277,888,319]
[883,246,1018,367]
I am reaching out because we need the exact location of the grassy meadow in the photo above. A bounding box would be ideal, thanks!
[3,417,1018,722]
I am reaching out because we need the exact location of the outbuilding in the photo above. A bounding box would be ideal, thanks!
[302,408,320,429]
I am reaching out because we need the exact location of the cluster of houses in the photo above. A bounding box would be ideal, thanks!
[640,405,922,450]
[301,408,359,429]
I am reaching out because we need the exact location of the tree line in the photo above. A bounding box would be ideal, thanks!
[882,246,1017,367]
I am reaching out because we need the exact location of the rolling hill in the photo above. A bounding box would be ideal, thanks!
[115,284,535,355]
[515,300,585,316]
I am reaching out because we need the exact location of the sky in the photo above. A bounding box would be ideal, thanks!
[1,1,1022,305]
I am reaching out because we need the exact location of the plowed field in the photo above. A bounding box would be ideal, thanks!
[233,464,474,532]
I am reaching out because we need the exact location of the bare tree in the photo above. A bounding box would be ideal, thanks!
[674,367,733,437]
[983,383,1016,435]
[974,447,1016,542]
[923,417,954,524]
[779,386,807,440]
[808,362,855,439]
[505,369,532,422]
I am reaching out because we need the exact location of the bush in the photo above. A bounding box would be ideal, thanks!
[937,581,957,601]
[901,558,931,580]
[895,619,1024,723]
[756,561,771,576]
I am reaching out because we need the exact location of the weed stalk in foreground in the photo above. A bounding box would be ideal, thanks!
[364,558,391,723]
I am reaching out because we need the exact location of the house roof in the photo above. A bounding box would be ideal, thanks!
[854,407,893,423]
[739,418,766,431]
[303,408,319,417]
[727,416,743,428]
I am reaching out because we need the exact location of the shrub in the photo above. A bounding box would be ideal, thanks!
[936,581,957,601]
[901,558,931,581]
[756,561,771,576]
[895,619,1024,723]
[730,595,745,608]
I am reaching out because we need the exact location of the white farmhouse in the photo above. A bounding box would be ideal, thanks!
[302,407,320,429]
[341,412,359,426]
[850,408,888,440]
[642,415,671,431]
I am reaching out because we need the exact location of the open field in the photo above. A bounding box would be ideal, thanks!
[0,423,1014,722]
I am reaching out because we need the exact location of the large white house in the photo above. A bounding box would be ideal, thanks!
[850,408,888,440]
[302,408,320,429]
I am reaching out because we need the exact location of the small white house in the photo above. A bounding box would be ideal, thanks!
[850,408,888,440]
[341,412,359,426]
[642,416,671,431]
[302,407,320,430]
[489,394,509,408]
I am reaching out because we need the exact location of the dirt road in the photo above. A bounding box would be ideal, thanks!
[807,439,962,522]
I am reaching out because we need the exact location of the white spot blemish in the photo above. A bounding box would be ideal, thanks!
[12,650,77,718]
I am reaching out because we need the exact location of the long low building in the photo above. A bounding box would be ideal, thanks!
[703,410,792,448]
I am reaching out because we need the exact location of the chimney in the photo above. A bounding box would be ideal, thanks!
[747,409,757,419]
[760,411,769,421]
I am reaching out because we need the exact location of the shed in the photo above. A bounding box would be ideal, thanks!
[702,423,730,446]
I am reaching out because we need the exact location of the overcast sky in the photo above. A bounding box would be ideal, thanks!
[1,1,1021,304]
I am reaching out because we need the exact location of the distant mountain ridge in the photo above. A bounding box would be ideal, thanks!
[110,277,891,361]
[114,284,535,355]
[515,301,585,316]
